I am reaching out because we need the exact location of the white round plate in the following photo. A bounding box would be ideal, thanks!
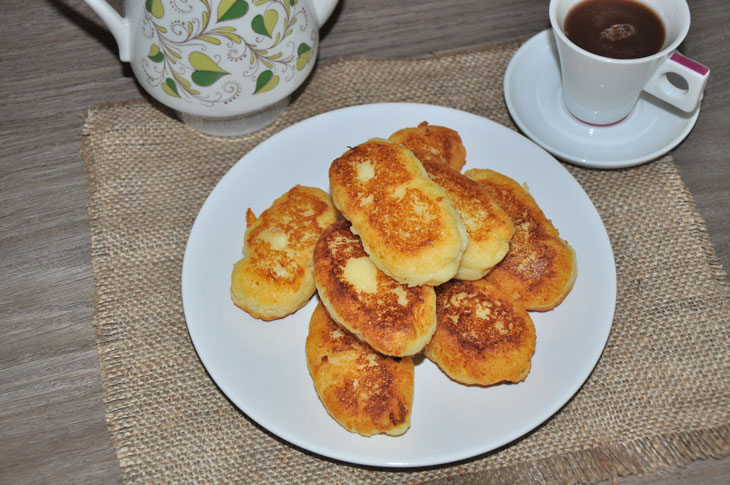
[181,103,616,467]
[504,30,701,169]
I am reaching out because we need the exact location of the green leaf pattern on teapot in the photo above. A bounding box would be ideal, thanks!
[142,0,314,104]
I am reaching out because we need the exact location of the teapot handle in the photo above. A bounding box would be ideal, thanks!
[82,0,132,62]
[309,0,338,29]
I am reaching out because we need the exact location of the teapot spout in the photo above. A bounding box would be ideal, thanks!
[309,0,338,29]
[83,0,132,62]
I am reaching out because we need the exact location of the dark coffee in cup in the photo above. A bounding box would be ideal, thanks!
[564,0,665,59]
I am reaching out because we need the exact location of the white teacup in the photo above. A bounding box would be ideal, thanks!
[549,0,709,125]
[84,0,338,135]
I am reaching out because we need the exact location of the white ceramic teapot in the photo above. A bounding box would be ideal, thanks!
[84,0,338,135]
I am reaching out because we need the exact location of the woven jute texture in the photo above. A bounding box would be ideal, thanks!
[83,39,730,483]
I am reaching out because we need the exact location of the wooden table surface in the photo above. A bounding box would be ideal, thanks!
[1,0,728,483]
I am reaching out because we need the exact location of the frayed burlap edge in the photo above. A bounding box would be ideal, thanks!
[421,427,730,485]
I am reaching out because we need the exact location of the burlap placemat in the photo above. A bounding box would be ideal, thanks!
[83,39,730,483]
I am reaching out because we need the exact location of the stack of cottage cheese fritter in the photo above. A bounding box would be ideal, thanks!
[230,122,577,436]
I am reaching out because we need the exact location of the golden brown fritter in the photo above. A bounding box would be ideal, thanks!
[329,138,467,287]
[313,220,436,356]
[464,169,577,311]
[420,158,514,280]
[389,121,467,171]
[305,303,414,436]
[230,185,338,320]
[424,279,536,386]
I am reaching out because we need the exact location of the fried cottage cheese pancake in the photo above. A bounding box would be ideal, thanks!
[424,279,536,386]
[389,122,467,171]
[420,158,514,281]
[464,169,577,311]
[230,185,338,321]
[313,220,437,357]
[305,303,414,436]
[329,138,468,287]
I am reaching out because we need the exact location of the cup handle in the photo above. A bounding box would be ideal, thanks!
[83,0,132,62]
[309,0,339,29]
[643,52,710,113]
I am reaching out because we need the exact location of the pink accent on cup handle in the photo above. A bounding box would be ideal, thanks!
[670,53,710,76]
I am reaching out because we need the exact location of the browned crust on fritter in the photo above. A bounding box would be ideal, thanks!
[420,158,514,280]
[465,169,578,311]
[230,185,338,320]
[305,303,414,436]
[389,122,467,171]
[330,140,448,254]
[424,279,536,386]
[329,138,466,286]
[313,220,436,356]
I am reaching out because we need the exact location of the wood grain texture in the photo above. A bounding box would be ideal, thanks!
[0,0,727,483]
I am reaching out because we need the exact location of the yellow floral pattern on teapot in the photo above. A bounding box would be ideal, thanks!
[141,0,315,105]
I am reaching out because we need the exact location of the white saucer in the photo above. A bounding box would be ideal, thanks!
[504,30,701,169]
